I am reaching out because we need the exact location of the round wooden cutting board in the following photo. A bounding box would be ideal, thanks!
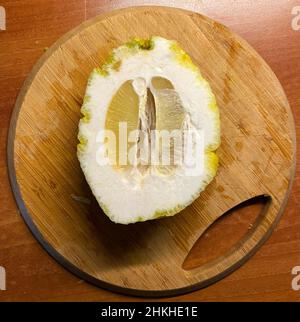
[7,6,296,296]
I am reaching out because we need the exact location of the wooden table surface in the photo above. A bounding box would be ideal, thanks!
[0,0,299,302]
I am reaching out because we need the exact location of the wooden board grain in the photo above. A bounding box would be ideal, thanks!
[7,6,296,296]
[1,1,298,300]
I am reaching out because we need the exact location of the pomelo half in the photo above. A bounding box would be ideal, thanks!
[77,36,220,224]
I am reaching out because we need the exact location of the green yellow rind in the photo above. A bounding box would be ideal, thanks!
[93,37,155,79]
[170,41,198,72]
[80,94,91,123]
[77,134,87,154]
[125,37,154,50]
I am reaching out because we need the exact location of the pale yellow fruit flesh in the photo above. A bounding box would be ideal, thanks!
[104,80,139,170]
[104,76,188,175]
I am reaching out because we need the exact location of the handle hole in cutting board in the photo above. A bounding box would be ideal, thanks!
[182,195,271,270]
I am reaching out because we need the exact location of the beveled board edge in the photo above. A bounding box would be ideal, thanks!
[6,6,297,298]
